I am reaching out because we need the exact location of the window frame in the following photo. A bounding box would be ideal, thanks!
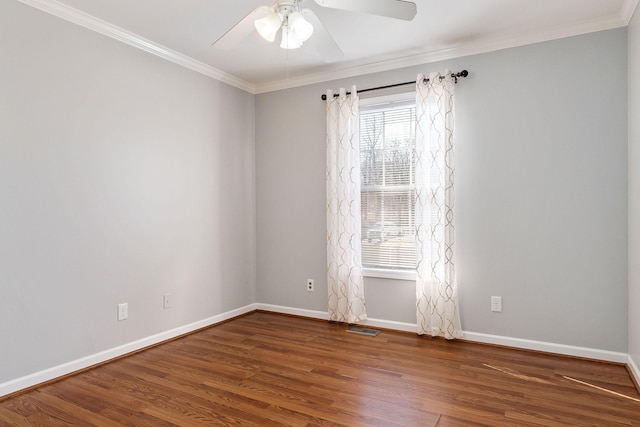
[359,92,417,281]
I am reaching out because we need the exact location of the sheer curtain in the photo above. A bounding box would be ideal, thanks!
[326,87,367,324]
[415,71,462,339]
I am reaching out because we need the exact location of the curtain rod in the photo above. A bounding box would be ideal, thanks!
[320,70,469,101]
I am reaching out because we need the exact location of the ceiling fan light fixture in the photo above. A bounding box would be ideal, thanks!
[254,11,283,42]
[288,11,313,42]
[280,22,303,49]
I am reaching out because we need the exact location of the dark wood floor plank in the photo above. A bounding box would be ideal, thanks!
[0,407,31,426]
[1,311,640,426]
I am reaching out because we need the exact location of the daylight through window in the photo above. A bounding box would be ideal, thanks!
[360,96,416,272]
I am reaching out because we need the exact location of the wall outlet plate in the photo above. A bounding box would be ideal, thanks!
[117,303,128,321]
[306,279,314,292]
[163,294,172,309]
[491,296,502,312]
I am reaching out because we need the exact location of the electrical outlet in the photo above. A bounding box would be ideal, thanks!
[491,296,502,312]
[117,303,128,321]
[306,279,314,292]
[163,294,172,309]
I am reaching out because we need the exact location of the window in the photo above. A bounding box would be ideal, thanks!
[360,94,416,279]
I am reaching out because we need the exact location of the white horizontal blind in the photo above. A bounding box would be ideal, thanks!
[360,98,416,271]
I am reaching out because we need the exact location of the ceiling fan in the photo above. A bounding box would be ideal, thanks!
[212,0,417,62]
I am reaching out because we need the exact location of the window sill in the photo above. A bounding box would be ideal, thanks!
[363,268,416,281]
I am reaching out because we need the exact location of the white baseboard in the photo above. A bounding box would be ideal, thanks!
[462,331,628,363]
[1,303,631,399]
[255,303,417,333]
[0,304,259,399]
[254,303,329,321]
[629,354,640,386]
[359,317,417,333]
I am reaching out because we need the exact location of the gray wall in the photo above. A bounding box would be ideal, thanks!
[629,8,640,367]
[256,28,629,352]
[0,0,256,383]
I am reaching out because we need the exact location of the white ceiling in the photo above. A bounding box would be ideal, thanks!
[18,0,638,93]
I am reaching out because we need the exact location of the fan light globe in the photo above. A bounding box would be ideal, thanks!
[288,11,313,42]
[254,11,283,42]
[280,23,302,49]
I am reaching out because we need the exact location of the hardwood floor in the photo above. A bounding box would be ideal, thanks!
[1,311,639,426]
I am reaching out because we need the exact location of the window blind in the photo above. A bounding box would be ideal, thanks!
[360,101,416,271]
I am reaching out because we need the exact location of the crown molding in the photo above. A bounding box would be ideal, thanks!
[255,12,628,94]
[16,0,256,94]
[16,0,634,96]
[622,0,640,24]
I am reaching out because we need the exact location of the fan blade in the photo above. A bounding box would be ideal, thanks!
[212,5,270,50]
[301,9,344,63]
[313,0,416,21]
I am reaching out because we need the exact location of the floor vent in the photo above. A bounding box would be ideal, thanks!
[347,326,381,337]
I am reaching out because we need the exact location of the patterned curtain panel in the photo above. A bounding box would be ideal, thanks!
[326,87,367,324]
[415,72,462,339]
